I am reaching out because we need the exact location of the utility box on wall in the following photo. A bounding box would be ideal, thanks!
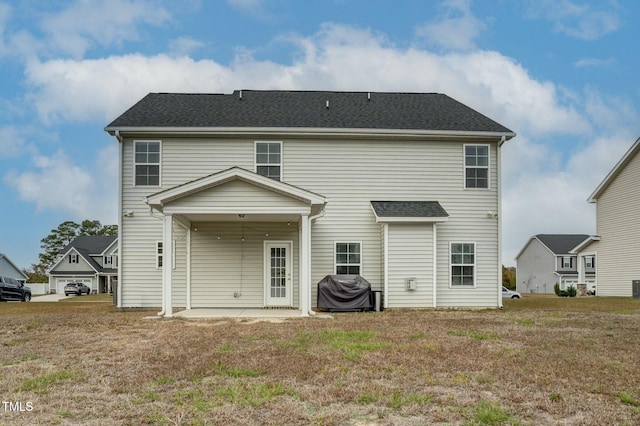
[405,277,417,291]
[632,280,640,299]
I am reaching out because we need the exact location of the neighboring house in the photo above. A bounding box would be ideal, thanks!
[0,252,28,283]
[48,236,118,294]
[515,234,596,294]
[105,90,515,316]
[573,137,640,296]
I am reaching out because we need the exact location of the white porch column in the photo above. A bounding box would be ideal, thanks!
[432,223,438,308]
[383,223,389,309]
[163,214,174,317]
[576,253,585,284]
[300,214,310,316]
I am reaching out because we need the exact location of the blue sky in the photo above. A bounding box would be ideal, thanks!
[1,0,638,270]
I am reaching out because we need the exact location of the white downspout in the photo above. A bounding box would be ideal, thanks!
[498,135,505,308]
[306,208,326,316]
[116,131,124,309]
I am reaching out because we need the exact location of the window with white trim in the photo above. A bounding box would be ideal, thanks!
[562,256,572,268]
[450,243,475,286]
[335,242,361,275]
[464,145,489,189]
[585,256,594,268]
[255,141,282,181]
[69,254,79,264]
[134,141,161,186]
[156,241,163,268]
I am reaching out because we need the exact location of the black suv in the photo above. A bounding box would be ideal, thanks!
[64,282,91,296]
[0,276,32,302]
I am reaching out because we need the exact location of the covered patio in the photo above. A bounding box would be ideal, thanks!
[145,167,327,317]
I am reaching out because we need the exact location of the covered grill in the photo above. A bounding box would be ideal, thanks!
[317,275,374,312]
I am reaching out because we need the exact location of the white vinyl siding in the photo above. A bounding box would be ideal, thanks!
[515,239,558,294]
[164,179,308,211]
[119,137,501,309]
[386,224,434,308]
[190,222,298,308]
[591,147,640,296]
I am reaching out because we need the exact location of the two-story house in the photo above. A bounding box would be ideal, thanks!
[105,90,515,316]
[515,234,596,294]
[573,137,640,296]
[0,252,28,283]
[48,235,118,294]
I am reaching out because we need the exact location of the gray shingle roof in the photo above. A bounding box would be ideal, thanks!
[371,201,449,218]
[536,234,591,255]
[105,90,514,134]
[60,236,116,255]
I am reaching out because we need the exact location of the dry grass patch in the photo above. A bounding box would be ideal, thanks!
[1,297,640,424]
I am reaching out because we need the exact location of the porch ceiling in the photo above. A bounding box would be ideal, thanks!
[181,213,301,223]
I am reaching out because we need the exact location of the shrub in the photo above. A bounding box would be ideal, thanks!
[554,283,561,296]
[566,285,577,297]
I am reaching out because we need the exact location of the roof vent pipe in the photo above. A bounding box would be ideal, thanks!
[239,90,242,100]
[367,92,371,101]
[326,100,329,109]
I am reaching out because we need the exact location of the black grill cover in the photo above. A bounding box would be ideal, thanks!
[317,275,372,310]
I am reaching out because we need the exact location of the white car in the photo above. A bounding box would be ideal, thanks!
[502,286,521,299]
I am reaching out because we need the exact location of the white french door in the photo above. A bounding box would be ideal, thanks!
[264,241,292,307]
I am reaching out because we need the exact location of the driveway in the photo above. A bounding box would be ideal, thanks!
[32,293,71,302]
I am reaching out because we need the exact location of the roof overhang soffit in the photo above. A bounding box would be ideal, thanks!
[145,167,327,212]
[108,127,516,142]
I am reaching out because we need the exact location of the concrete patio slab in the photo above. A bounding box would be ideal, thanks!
[172,308,332,320]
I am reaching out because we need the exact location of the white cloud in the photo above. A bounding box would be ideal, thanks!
[574,57,615,68]
[41,0,171,58]
[25,22,589,140]
[16,21,640,266]
[526,0,621,40]
[168,36,205,56]
[415,0,487,51]
[4,145,117,223]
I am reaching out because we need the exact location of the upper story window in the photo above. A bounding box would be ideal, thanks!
[104,256,115,267]
[562,256,573,268]
[69,254,79,264]
[134,141,161,186]
[585,256,595,268]
[255,141,282,181]
[450,243,475,286]
[464,145,489,189]
[335,242,361,275]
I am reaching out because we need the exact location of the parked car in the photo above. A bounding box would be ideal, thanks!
[0,276,32,302]
[64,282,91,296]
[502,286,521,299]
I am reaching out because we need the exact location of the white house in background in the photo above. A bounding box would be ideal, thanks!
[573,137,640,296]
[105,90,516,316]
[0,252,28,283]
[515,234,596,295]
[48,236,118,294]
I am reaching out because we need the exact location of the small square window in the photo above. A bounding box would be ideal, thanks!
[335,242,361,275]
